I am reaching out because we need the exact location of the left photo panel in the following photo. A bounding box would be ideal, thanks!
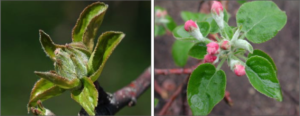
[1,1,151,115]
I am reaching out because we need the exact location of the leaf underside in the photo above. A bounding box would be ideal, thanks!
[28,79,65,108]
[71,77,98,115]
[72,2,108,51]
[88,31,125,82]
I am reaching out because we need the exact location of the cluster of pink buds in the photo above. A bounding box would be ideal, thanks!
[155,10,167,18]
[204,42,219,63]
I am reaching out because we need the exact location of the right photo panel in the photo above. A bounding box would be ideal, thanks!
[154,1,299,115]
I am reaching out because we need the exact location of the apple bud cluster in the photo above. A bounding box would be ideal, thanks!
[181,1,252,77]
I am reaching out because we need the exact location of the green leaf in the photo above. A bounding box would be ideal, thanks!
[248,49,277,72]
[223,9,231,23]
[155,25,166,37]
[180,11,207,22]
[206,17,219,33]
[34,71,81,89]
[154,6,164,11]
[188,42,207,59]
[165,15,177,31]
[39,30,63,60]
[237,0,247,5]
[187,63,226,115]
[236,1,287,43]
[88,31,125,82]
[245,56,282,101]
[172,22,210,41]
[221,22,234,39]
[72,2,108,51]
[172,40,194,67]
[198,22,210,37]
[28,79,65,108]
[71,77,98,115]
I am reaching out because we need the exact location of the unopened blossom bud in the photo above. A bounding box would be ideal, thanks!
[211,1,224,29]
[211,1,223,15]
[204,54,217,63]
[155,9,169,24]
[155,10,167,18]
[184,20,204,41]
[206,42,219,55]
[221,40,230,50]
[234,64,245,76]
[184,20,198,32]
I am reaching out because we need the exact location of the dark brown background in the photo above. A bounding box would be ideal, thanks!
[154,0,299,115]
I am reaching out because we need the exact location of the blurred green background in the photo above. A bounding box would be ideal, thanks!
[1,1,151,115]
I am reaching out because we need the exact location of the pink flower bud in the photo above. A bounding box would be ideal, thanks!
[155,10,167,18]
[211,1,223,15]
[206,42,219,55]
[184,20,198,32]
[204,54,217,63]
[156,10,167,18]
[221,40,230,50]
[234,64,245,76]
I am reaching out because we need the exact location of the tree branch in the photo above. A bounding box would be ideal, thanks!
[79,67,151,115]
[154,61,204,75]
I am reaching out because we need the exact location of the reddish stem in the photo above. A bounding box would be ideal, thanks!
[155,61,204,75]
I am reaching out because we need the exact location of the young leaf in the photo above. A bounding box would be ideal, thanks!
[236,1,287,43]
[71,77,98,115]
[34,71,81,89]
[72,2,108,51]
[187,63,226,115]
[248,49,277,72]
[172,22,210,41]
[165,15,177,31]
[223,9,231,23]
[233,39,253,53]
[188,42,207,59]
[88,31,125,82]
[28,79,65,108]
[39,30,63,60]
[206,10,230,34]
[180,11,207,22]
[69,42,91,56]
[172,40,194,67]
[245,56,282,101]
[206,17,219,33]
[221,22,233,39]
